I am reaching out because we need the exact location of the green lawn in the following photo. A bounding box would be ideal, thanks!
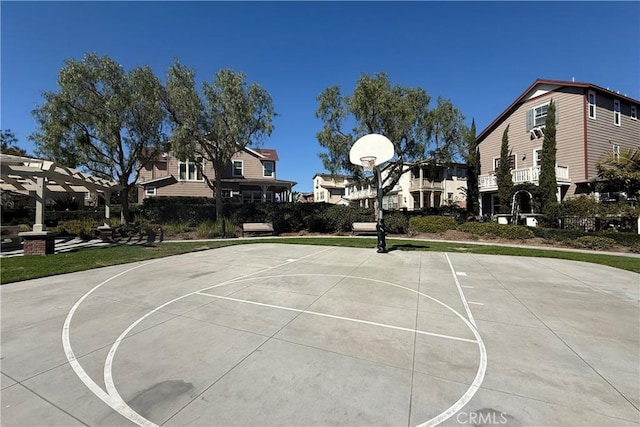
[1,237,638,285]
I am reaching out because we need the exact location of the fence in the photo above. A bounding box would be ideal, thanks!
[560,215,639,233]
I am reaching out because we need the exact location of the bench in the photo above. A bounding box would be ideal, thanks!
[1,225,26,251]
[352,222,378,235]
[242,222,274,237]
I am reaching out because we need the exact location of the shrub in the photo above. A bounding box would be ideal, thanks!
[318,205,375,233]
[140,197,214,225]
[565,236,617,250]
[54,219,97,240]
[196,219,238,238]
[409,216,457,233]
[383,211,409,234]
[457,222,534,240]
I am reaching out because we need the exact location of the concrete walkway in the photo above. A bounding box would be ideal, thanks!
[1,243,638,426]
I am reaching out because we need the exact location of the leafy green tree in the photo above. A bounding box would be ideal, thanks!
[496,125,513,214]
[465,119,479,215]
[30,53,167,224]
[538,99,558,213]
[163,61,275,221]
[316,72,466,195]
[0,130,27,156]
[596,147,640,198]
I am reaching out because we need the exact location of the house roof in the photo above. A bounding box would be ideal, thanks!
[476,78,640,145]
[137,175,176,186]
[255,148,279,161]
[313,173,353,179]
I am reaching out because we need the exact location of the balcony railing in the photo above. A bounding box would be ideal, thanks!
[479,165,570,191]
[345,188,377,200]
[409,179,443,191]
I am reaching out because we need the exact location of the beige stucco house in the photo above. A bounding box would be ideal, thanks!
[137,147,296,203]
[345,162,468,210]
[477,78,640,215]
[312,174,354,204]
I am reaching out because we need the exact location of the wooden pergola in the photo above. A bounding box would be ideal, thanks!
[1,154,121,254]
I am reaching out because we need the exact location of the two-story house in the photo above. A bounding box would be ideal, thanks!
[312,173,353,205]
[137,147,296,203]
[477,78,640,215]
[345,161,468,210]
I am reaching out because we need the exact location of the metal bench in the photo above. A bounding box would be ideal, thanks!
[352,222,378,235]
[242,222,274,237]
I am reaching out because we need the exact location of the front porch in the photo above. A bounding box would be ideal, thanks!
[221,178,296,203]
[479,165,570,192]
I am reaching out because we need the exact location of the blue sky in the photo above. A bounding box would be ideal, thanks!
[2,1,639,193]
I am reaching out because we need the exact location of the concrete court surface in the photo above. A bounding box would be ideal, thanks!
[1,243,638,427]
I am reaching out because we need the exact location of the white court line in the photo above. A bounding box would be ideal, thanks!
[468,301,484,306]
[196,292,478,344]
[456,272,467,276]
[461,285,474,289]
[102,248,333,427]
[444,253,477,328]
[417,254,488,427]
[62,260,165,427]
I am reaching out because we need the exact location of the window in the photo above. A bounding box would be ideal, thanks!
[242,191,273,203]
[263,161,274,177]
[614,100,621,126]
[613,144,620,160]
[588,91,596,119]
[232,160,243,177]
[494,155,516,170]
[382,194,398,210]
[632,106,637,120]
[534,104,549,127]
[178,158,203,181]
[447,192,454,203]
[221,189,232,199]
[533,148,543,167]
[145,187,156,196]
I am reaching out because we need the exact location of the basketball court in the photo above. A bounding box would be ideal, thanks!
[1,243,638,426]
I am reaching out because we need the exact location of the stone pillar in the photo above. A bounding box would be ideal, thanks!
[19,232,56,255]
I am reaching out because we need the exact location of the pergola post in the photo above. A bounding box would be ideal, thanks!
[104,190,111,224]
[97,190,114,242]
[33,176,46,233]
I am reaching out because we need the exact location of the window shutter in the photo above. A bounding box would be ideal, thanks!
[526,109,533,132]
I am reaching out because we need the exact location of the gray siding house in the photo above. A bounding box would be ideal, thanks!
[476,79,639,215]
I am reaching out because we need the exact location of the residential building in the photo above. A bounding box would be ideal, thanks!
[312,173,354,204]
[476,78,640,215]
[137,147,296,203]
[345,161,468,210]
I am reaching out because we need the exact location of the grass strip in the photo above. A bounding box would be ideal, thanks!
[1,237,638,285]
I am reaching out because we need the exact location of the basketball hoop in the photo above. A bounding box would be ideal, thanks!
[360,156,377,172]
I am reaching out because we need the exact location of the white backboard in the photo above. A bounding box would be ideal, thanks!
[349,134,395,167]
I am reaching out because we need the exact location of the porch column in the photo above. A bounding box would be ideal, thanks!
[430,191,434,208]
[419,191,424,209]
[261,185,269,202]
[419,167,424,186]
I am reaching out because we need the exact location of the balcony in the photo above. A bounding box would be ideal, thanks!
[479,165,570,191]
[409,178,443,191]
[345,188,377,200]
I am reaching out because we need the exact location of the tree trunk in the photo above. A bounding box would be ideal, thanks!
[214,161,223,221]
[120,180,130,225]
